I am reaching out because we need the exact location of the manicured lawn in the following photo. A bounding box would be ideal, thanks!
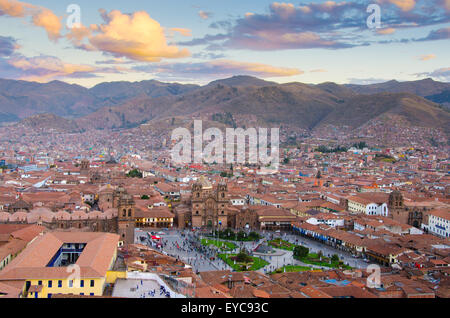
[201,238,237,251]
[218,254,269,271]
[295,253,352,269]
[271,265,313,274]
[268,238,296,251]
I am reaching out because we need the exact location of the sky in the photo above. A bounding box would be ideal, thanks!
[0,0,449,87]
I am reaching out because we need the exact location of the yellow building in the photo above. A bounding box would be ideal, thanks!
[134,206,174,228]
[0,232,120,298]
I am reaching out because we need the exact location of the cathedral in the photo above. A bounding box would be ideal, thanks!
[191,177,229,229]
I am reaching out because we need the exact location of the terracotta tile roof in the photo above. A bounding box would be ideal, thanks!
[194,286,230,298]
[10,225,46,243]
[0,238,27,261]
[0,281,22,298]
[0,224,31,235]
[135,206,174,218]
[300,286,332,298]
[428,209,450,221]
[252,289,271,298]
[318,286,377,298]
[0,232,119,281]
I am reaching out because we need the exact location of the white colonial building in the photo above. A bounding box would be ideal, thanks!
[424,209,450,238]
[347,193,389,216]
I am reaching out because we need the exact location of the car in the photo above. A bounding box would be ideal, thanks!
[157,231,166,235]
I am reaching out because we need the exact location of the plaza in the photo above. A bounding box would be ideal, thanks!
[134,228,369,275]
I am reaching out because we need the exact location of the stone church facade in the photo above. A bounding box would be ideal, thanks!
[389,190,424,228]
[191,177,229,229]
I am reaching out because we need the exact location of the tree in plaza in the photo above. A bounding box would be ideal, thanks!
[293,246,309,259]
[318,250,323,261]
[248,232,260,241]
[235,249,253,264]
[237,231,247,241]
[222,228,235,240]
[331,254,340,263]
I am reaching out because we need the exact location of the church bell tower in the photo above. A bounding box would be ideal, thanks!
[117,191,135,244]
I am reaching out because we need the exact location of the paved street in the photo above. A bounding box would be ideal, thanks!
[112,279,168,298]
[136,229,232,272]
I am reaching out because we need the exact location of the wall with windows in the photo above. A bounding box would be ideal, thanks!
[0,254,11,271]
[428,215,449,238]
[24,277,106,298]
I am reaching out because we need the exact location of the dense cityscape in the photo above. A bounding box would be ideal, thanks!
[0,122,448,299]
[0,0,449,306]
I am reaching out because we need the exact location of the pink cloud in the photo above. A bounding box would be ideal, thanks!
[0,0,62,41]
[67,10,190,62]
[31,8,62,42]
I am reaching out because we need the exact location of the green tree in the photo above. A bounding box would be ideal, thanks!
[126,169,143,178]
[248,232,260,241]
[331,254,340,263]
[237,231,247,241]
[221,228,235,240]
[236,252,252,263]
[293,246,309,259]
[141,195,150,200]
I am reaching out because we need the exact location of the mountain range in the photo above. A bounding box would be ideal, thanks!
[1,76,449,135]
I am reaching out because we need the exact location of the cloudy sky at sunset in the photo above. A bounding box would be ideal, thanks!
[0,0,449,87]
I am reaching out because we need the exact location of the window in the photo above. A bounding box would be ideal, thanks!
[80,280,84,287]
[90,293,94,296]
[58,280,62,288]
[38,281,42,285]
[48,281,52,288]
[80,293,84,296]
[90,280,95,287]
[69,280,73,288]
[48,294,52,298]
